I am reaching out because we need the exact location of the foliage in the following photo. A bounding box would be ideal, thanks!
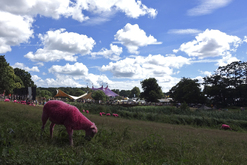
[92,90,107,102]
[14,75,24,89]
[119,89,131,97]
[130,86,140,98]
[114,95,123,100]
[140,78,163,102]
[0,55,22,95]
[203,61,247,107]
[42,90,52,97]
[111,89,119,95]
[180,101,190,111]
[70,102,247,131]
[14,68,35,88]
[169,77,206,104]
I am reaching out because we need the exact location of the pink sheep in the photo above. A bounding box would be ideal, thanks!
[86,110,89,113]
[221,124,232,130]
[4,99,10,102]
[82,110,85,112]
[41,100,98,146]
[13,100,17,103]
[106,113,111,116]
[99,112,102,116]
[101,112,105,115]
[112,113,119,117]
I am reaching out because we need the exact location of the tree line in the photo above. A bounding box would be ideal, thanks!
[169,61,247,108]
[2,55,247,107]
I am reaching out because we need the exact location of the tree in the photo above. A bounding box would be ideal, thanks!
[0,55,10,94]
[14,68,35,88]
[14,75,24,89]
[203,61,247,107]
[74,89,85,96]
[119,90,131,97]
[111,89,120,95]
[40,90,52,97]
[140,78,163,102]
[169,78,206,104]
[92,90,107,102]
[5,66,17,95]
[129,86,140,98]
[0,56,18,95]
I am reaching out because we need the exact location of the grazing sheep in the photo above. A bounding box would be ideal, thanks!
[86,110,89,113]
[112,113,119,117]
[221,124,232,130]
[99,112,102,116]
[82,110,85,112]
[4,99,10,102]
[41,100,98,146]
[106,113,111,116]
[101,112,105,115]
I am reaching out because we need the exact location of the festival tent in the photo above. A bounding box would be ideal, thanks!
[92,86,118,97]
[54,89,93,100]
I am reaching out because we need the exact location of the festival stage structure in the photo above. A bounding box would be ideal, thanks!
[91,85,118,97]
[54,89,93,100]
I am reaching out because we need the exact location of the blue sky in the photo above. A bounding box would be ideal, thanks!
[1,0,247,92]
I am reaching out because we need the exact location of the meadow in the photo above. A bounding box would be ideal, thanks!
[1,101,247,164]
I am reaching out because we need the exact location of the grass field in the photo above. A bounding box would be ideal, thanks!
[1,101,247,164]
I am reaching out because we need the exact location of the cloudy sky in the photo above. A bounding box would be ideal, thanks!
[1,0,247,92]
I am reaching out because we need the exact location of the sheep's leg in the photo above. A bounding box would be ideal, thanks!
[66,127,73,146]
[41,114,48,138]
[50,123,55,138]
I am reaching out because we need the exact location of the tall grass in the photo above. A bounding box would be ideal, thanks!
[1,101,247,164]
[71,102,247,131]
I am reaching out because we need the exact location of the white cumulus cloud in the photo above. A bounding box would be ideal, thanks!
[0,0,89,22]
[83,73,113,87]
[33,74,84,88]
[101,54,190,79]
[216,52,239,66]
[12,62,39,72]
[46,62,112,87]
[114,23,161,54]
[0,0,157,22]
[91,44,122,61]
[173,29,241,58]
[48,62,88,76]
[24,29,95,62]
[0,11,33,53]
[75,0,157,19]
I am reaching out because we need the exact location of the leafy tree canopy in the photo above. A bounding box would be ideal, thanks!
[169,77,205,104]
[14,68,35,88]
[0,55,21,94]
[92,90,107,102]
[203,61,247,107]
[129,86,140,98]
[140,78,163,102]
[119,90,131,97]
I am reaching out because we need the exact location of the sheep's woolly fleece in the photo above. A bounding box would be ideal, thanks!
[42,100,95,130]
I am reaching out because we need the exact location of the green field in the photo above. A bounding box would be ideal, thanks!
[1,101,247,164]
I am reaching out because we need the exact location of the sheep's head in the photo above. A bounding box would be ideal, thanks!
[85,123,98,141]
